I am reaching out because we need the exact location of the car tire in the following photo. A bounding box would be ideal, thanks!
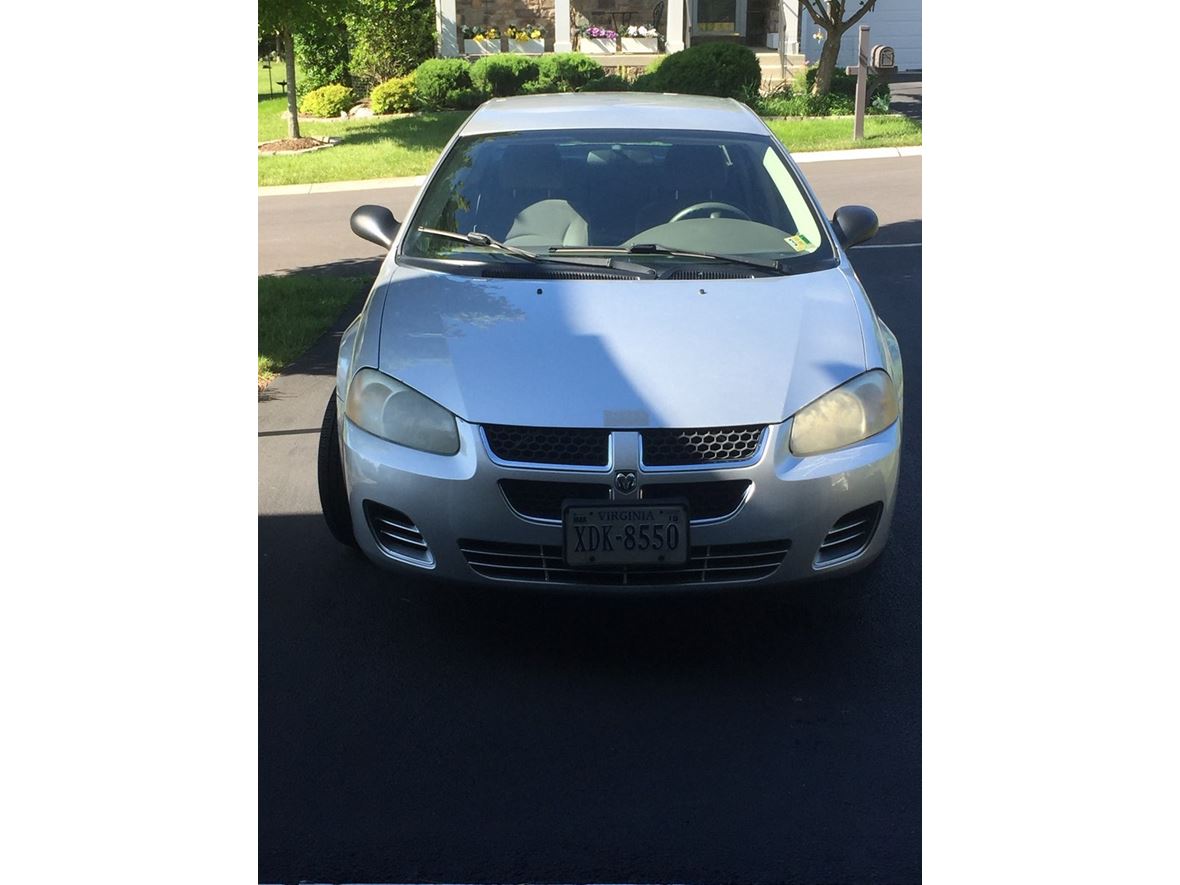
[317,393,358,548]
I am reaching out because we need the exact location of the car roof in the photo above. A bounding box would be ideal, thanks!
[459,92,769,136]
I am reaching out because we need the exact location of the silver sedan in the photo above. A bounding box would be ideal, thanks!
[318,93,902,588]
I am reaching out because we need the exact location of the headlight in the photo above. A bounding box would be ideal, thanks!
[345,368,460,455]
[789,369,899,456]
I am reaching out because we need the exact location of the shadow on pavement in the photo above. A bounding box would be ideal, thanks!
[264,256,385,279]
[258,242,923,883]
[259,510,921,884]
[860,218,922,246]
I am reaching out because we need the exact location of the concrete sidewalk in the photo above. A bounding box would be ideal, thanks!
[258,145,922,197]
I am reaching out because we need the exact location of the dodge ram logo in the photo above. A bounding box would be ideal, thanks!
[615,471,637,493]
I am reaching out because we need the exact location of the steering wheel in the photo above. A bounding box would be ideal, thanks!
[669,201,752,223]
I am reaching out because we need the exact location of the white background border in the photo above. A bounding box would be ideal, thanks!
[3,1,1178,881]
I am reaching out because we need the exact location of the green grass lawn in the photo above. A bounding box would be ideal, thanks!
[258,275,368,387]
[259,100,469,185]
[258,57,298,101]
[764,114,922,152]
[259,94,918,186]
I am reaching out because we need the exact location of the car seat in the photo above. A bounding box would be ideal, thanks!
[494,144,590,247]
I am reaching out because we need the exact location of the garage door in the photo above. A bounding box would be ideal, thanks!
[801,0,922,71]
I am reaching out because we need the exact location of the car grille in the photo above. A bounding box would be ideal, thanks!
[499,479,611,521]
[364,501,432,563]
[498,478,752,522]
[483,424,610,467]
[814,503,882,565]
[640,480,751,520]
[641,425,766,466]
[459,538,791,585]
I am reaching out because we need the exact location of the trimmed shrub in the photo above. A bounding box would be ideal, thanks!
[370,75,417,113]
[643,43,760,102]
[299,83,355,117]
[579,74,629,92]
[631,72,661,92]
[526,52,605,92]
[413,58,473,109]
[471,54,540,97]
[445,87,486,110]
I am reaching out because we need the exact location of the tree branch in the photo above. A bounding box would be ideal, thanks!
[843,0,880,31]
[799,0,831,29]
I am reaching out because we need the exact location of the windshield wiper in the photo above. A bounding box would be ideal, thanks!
[550,243,792,276]
[416,228,657,277]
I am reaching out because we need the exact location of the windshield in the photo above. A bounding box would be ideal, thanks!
[399,128,835,272]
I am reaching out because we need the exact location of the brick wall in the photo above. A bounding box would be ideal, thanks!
[459,0,556,32]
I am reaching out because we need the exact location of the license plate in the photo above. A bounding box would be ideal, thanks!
[562,501,689,567]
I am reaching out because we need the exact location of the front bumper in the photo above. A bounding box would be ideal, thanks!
[340,399,900,588]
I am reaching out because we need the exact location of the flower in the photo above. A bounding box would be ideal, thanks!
[462,24,499,41]
[581,25,618,39]
[625,24,661,39]
[505,23,544,40]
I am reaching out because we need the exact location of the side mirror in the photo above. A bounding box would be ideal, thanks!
[832,205,879,248]
[350,205,400,249]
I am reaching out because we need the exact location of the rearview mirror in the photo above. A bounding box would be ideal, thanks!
[350,205,400,250]
[831,205,879,248]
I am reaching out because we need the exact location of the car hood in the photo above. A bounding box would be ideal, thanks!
[376,264,867,428]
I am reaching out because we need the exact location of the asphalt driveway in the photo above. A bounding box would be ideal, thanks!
[259,156,922,883]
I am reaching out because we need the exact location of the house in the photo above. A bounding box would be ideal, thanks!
[433,0,919,75]
[434,0,803,57]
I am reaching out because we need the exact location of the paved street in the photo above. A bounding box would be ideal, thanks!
[889,73,922,121]
[259,156,922,883]
[258,155,921,274]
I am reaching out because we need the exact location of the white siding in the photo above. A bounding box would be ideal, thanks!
[801,0,922,71]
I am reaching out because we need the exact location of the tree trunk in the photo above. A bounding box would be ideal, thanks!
[281,28,301,139]
[810,25,844,97]
[338,21,353,88]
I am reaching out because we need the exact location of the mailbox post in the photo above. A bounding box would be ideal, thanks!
[845,26,897,141]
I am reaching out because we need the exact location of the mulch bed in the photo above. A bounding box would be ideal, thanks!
[259,137,329,153]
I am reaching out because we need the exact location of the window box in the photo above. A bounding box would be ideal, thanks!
[506,38,545,54]
[580,36,617,53]
[620,36,659,53]
[464,38,502,55]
